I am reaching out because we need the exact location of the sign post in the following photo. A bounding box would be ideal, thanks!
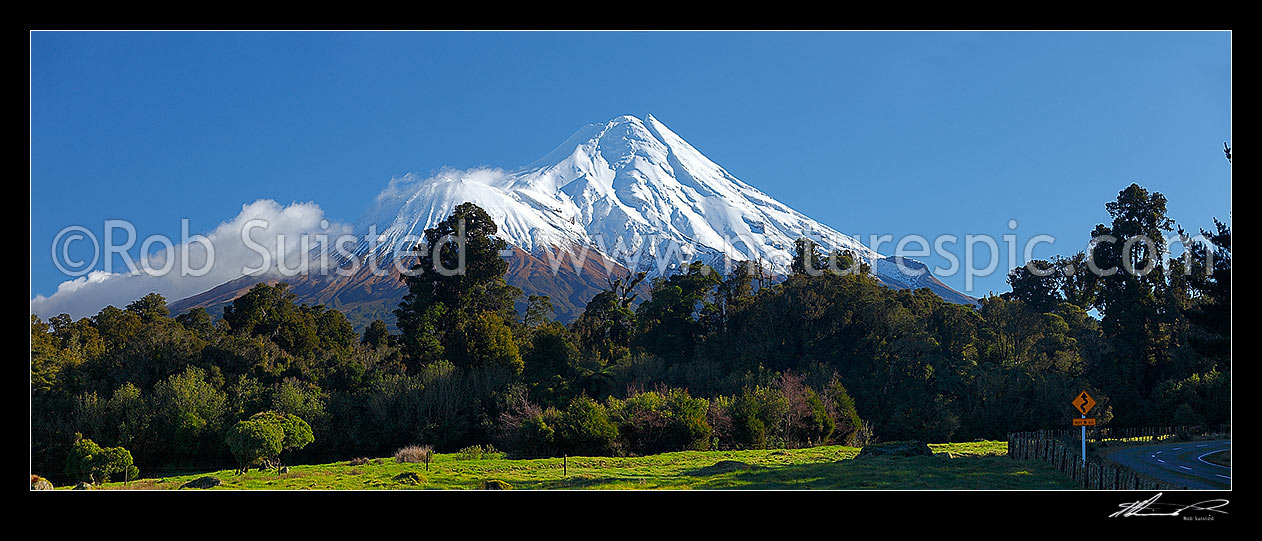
[1072,391,1097,466]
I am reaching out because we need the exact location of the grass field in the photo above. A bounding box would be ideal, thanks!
[75,441,1079,490]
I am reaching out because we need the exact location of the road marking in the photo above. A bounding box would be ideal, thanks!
[1155,451,1162,454]
[1197,449,1231,469]
[1173,447,1182,450]
[1217,474,1231,480]
[1197,444,1208,447]
[1179,466,1192,470]
[1157,459,1166,463]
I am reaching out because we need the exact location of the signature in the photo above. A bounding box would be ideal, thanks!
[1110,493,1229,518]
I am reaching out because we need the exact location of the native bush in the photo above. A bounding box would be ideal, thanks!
[555,395,619,456]
[456,444,504,460]
[225,411,313,472]
[64,434,139,484]
[625,388,712,453]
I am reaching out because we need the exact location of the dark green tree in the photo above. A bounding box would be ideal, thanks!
[175,307,217,341]
[635,261,721,363]
[791,238,826,276]
[523,294,555,329]
[64,434,139,484]
[361,319,392,349]
[394,203,522,365]
[1086,184,1179,423]
[225,411,313,473]
[1004,259,1062,313]
[222,283,319,358]
[571,272,644,364]
[126,293,170,323]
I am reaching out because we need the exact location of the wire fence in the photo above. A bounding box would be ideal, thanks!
[1009,423,1230,444]
[1007,423,1230,490]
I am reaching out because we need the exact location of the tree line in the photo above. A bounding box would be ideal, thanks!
[31,184,1230,483]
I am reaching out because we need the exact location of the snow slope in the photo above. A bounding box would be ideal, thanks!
[352,114,895,281]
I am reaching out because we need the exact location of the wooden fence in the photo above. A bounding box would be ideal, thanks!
[1007,424,1230,490]
[1009,424,1230,444]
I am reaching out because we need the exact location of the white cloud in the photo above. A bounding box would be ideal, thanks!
[31,199,352,320]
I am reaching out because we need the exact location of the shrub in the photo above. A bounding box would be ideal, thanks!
[456,445,504,460]
[609,392,664,455]
[615,388,712,455]
[518,410,559,457]
[496,389,558,458]
[347,457,371,466]
[556,396,619,456]
[731,391,767,449]
[225,411,313,473]
[853,420,878,447]
[825,377,864,445]
[730,386,788,449]
[667,389,713,451]
[707,396,734,449]
[64,434,139,484]
[225,418,283,473]
[395,444,435,470]
[797,387,836,446]
[253,411,315,454]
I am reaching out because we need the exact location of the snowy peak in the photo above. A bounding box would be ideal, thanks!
[350,114,971,305]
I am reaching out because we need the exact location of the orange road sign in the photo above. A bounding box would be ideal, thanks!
[1073,418,1097,426]
[1073,391,1097,416]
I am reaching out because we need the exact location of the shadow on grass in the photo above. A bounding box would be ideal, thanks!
[683,460,759,477]
[687,456,1080,490]
[529,474,648,489]
[492,456,1078,490]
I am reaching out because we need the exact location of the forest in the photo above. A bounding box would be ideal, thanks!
[30,183,1231,484]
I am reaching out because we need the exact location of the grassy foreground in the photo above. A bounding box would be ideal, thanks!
[83,441,1077,490]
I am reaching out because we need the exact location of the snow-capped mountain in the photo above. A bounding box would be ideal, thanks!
[354,114,879,277]
[171,114,975,327]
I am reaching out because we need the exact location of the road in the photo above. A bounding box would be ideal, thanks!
[1105,439,1231,490]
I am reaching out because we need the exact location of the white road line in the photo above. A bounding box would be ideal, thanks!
[1173,447,1182,450]
[1155,451,1162,454]
[1217,474,1231,480]
[1197,449,1232,469]
[1157,459,1166,463]
[1179,466,1192,470]
[1197,444,1208,447]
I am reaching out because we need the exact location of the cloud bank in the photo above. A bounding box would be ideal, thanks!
[31,200,351,320]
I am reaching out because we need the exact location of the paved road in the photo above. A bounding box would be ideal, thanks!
[1106,439,1231,490]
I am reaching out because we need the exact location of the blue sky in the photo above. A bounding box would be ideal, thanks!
[31,31,1231,302]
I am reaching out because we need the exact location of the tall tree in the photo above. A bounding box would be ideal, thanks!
[1004,259,1062,313]
[222,283,319,358]
[571,271,644,364]
[791,238,826,276]
[635,261,721,363]
[1086,184,1178,423]
[394,202,522,367]
[126,293,170,323]
[1180,219,1231,370]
